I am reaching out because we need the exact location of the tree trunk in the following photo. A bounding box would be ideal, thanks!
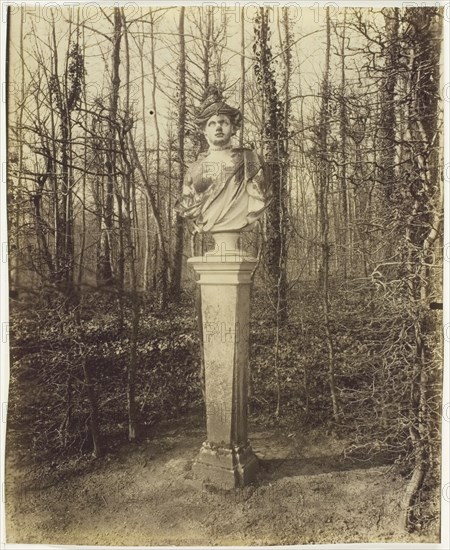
[121,9,140,441]
[81,354,102,458]
[400,7,442,530]
[239,7,245,148]
[318,8,340,422]
[254,7,289,324]
[98,9,122,287]
[171,6,186,298]
[339,8,348,278]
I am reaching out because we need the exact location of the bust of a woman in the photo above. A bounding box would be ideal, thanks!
[175,92,272,241]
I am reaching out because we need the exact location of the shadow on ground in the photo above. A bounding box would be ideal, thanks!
[259,454,388,480]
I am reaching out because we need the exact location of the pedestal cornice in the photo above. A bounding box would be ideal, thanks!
[188,254,257,285]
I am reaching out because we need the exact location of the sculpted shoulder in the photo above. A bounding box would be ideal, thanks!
[186,153,209,181]
[188,151,208,167]
[232,147,262,163]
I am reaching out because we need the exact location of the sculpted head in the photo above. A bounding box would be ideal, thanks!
[195,86,242,149]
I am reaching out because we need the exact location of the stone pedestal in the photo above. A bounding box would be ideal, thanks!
[188,233,258,489]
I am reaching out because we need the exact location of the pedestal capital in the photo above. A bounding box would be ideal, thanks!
[188,255,257,285]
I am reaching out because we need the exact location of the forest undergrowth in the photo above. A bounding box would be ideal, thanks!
[7,275,442,534]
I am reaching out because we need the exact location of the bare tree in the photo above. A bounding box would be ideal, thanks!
[171,7,187,298]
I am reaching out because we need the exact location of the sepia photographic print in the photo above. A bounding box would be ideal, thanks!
[1,1,449,548]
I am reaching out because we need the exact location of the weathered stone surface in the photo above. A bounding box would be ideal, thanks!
[192,442,259,489]
[188,249,258,488]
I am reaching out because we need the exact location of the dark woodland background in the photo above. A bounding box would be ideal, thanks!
[6,5,444,533]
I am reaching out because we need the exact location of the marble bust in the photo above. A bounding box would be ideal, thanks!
[175,92,272,247]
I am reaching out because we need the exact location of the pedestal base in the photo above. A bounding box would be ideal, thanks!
[192,441,259,489]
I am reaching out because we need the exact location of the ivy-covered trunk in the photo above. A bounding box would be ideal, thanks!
[253,7,289,324]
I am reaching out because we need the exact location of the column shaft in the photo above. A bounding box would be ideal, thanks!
[188,255,259,488]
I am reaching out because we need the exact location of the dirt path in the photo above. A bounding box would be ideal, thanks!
[6,417,439,546]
